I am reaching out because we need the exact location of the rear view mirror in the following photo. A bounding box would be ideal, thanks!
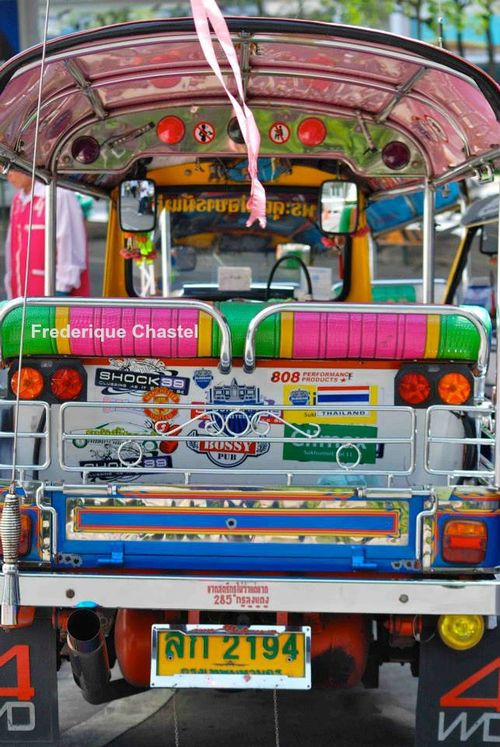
[119,179,156,232]
[320,180,359,234]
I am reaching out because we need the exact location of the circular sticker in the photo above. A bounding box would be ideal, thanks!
[269,122,290,144]
[193,122,216,144]
[143,386,180,422]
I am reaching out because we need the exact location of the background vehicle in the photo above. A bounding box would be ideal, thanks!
[0,16,498,747]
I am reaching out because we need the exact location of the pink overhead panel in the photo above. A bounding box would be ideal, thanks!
[0,18,498,190]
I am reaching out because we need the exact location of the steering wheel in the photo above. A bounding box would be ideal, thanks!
[265,255,313,301]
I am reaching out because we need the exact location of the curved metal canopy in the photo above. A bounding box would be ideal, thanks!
[0,17,499,195]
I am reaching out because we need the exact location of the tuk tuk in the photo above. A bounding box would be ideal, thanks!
[0,15,498,747]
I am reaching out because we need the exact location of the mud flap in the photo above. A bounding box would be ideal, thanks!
[0,609,59,746]
[416,622,500,745]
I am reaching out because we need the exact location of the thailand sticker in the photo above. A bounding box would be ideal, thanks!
[193,368,214,389]
[284,384,377,425]
[194,122,216,144]
[269,122,290,144]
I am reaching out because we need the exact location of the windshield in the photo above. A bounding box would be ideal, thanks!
[128,188,348,299]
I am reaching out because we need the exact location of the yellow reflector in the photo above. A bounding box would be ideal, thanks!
[438,614,485,651]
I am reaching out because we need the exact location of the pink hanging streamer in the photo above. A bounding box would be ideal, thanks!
[190,0,266,227]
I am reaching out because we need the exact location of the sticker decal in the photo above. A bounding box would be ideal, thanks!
[282,384,379,463]
[95,368,189,395]
[283,423,379,464]
[186,377,272,467]
[283,384,378,424]
[269,122,290,144]
[193,368,214,389]
[187,431,270,468]
[288,388,310,406]
[194,122,216,144]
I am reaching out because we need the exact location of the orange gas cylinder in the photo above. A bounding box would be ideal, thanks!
[304,613,370,688]
[115,609,166,687]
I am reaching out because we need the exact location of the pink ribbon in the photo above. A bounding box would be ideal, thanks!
[190,0,266,227]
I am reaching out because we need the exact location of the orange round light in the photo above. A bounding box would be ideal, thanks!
[50,368,84,401]
[156,115,185,144]
[398,372,431,406]
[11,367,44,400]
[437,372,471,405]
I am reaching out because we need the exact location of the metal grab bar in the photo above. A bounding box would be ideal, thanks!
[243,302,491,376]
[0,297,232,373]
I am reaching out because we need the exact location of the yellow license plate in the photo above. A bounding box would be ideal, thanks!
[151,624,311,690]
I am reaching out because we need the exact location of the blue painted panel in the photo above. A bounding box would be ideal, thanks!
[50,490,423,574]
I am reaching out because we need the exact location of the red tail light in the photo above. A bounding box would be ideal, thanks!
[10,367,44,400]
[49,367,84,401]
[0,513,32,556]
[397,372,431,406]
[442,520,487,564]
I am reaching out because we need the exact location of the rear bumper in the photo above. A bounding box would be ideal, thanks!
[2,572,499,615]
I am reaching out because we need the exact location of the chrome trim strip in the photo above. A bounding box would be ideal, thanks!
[1,572,498,615]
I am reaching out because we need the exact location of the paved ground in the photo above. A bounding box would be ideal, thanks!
[58,661,417,747]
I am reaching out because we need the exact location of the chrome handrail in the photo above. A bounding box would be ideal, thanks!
[0,297,232,373]
[58,400,416,481]
[243,302,491,377]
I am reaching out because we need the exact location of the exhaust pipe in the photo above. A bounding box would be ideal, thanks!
[67,608,147,705]
[67,608,111,705]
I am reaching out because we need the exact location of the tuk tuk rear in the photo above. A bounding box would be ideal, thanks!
[0,16,498,746]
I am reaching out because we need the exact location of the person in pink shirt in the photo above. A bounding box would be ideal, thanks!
[4,169,90,298]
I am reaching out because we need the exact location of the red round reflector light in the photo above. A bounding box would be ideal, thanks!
[50,368,84,402]
[297,118,326,147]
[397,372,431,406]
[381,141,411,170]
[437,372,471,405]
[71,136,101,164]
[156,116,185,145]
[11,367,44,400]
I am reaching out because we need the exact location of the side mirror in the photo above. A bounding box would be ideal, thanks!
[119,179,156,232]
[319,180,359,235]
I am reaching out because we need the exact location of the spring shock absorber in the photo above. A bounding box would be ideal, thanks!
[1,487,21,625]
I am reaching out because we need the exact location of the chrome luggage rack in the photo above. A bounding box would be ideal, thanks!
[58,401,417,486]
